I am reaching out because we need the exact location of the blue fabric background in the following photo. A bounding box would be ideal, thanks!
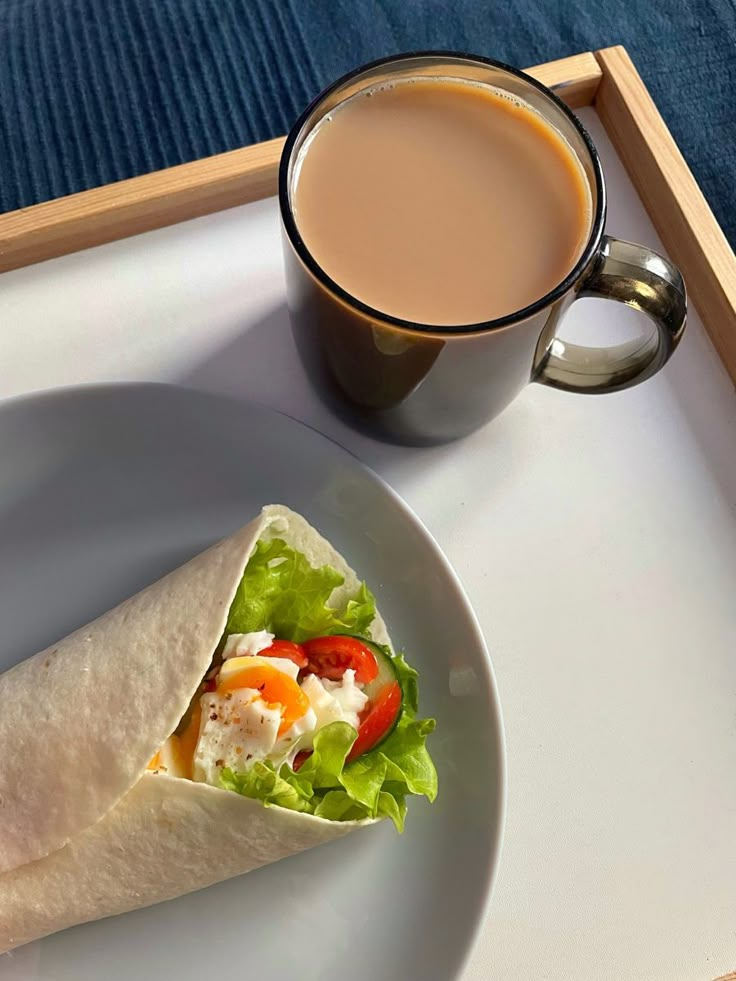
[0,0,734,244]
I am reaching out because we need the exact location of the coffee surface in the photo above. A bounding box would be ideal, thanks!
[292,78,592,326]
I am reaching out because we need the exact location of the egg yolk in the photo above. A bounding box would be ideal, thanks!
[217,663,310,736]
[146,700,202,776]
[177,700,202,777]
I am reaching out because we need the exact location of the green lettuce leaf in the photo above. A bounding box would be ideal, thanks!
[376,790,407,829]
[220,715,436,832]
[293,721,356,789]
[313,790,367,822]
[220,761,312,812]
[225,538,376,643]
[390,650,419,716]
[374,716,438,800]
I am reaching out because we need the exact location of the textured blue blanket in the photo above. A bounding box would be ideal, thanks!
[0,0,733,244]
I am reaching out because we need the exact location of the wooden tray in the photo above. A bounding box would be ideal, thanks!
[0,45,733,383]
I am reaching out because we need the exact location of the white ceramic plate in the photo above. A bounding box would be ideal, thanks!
[0,383,505,981]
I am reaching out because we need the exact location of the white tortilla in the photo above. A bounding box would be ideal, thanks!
[0,505,389,952]
[0,773,367,951]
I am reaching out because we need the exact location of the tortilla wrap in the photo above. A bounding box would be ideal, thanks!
[0,505,388,952]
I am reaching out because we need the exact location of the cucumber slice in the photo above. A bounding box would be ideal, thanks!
[360,639,400,702]
[320,635,403,754]
[346,635,402,708]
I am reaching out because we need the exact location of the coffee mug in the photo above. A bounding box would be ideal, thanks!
[279,52,687,445]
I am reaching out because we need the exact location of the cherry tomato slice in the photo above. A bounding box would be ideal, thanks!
[347,681,402,761]
[302,636,378,684]
[261,639,308,668]
[293,750,312,772]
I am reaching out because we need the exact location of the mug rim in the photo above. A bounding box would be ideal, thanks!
[278,50,607,337]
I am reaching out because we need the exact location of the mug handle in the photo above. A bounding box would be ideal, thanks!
[534,235,687,392]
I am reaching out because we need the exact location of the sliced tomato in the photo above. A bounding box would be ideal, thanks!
[347,681,402,761]
[302,636,378,684]
[261,639,308,668]
[292,750,312,772]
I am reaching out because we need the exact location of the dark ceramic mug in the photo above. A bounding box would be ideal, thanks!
[279,52,687,446]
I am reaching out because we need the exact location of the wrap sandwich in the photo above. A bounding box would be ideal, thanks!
[0,505,437,952]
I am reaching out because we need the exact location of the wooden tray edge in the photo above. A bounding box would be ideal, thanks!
[0,52,601,275]
[1,44,732,387]
[594,45,736,383]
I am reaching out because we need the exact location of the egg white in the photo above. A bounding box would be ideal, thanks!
[192,689,282,785]
[222,630,275,659]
